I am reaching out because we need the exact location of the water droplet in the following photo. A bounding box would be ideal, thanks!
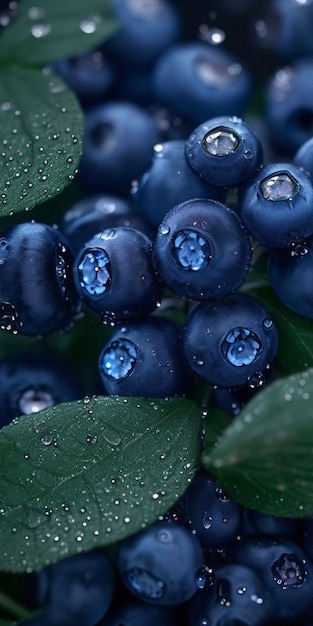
[243,149,253,159]
[260,171,299,201]
[80,15,101,34]
[247,372,265,388]
[195,565,214,589]
[202,511,213,529]
[41,434,54,446]
[103,427,122,446]
[86,434,98,445]
[159,224,170,235]
[31,23,51,38]
[203,126,240,156]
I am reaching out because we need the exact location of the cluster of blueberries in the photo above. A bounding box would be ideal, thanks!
[2,0,313,624]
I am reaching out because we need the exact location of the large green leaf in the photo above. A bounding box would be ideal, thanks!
[202,368,313,517]
[0,0,119,66]
[0,396,201,573]
[0,66,83,218]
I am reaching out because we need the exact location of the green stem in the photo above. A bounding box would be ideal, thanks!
[0,591,32,621]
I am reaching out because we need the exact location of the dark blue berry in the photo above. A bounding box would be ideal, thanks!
[182,293,278,389]
[0,349,83,429]
[117,520,204,605]
[77,101,159,195]
[185,115,263,188]
[73,227,164,325]
[59,194,153,255]
[237,162,313,248]
[268,237,313,319]
[53,49,115,106]
[265,59,313,155]
[294,136,313,179]
[188,562,275,626]
[104,0,182,69]
[152,198,252,301]
[181,472,242,550]
[98,600,179,626]
[0,222,80,336]
[229,536,313,621]
[262,0,313,61]
[132,140,226,231]
[152,41,252,126]
[98,315,193,397]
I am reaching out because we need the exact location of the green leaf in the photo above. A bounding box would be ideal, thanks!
[202,408,233,458]
[202,368,313,518]
[0,0,119,66]
[0,66,83,218]
[0,396,201,573]
[249,286,313,375]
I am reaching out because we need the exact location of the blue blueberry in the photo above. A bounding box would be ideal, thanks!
[185,115,263,188]
[152,198,252,301]
[0,222,80,336]
[73,227,164,325]
[0,349,83,429]
[98,315,193,397]
[294,136,313,180]
[182,292,278,389]
[265,59,313,155]
[104,0,182,69]
[229,536,313,621]
[98,600,179,626]
[241,507,302,542]
[25,550,115,626]
[117,520,204,605]
[59,194,153,255]
[188,562,275,626]
[152,41,252,126]
[268,238,313,319]
[237,162,313,248]
[180,472,242,550]
[77,101,159,195]
[53,49,115,106]
[132,140,226,231]
[262,0,313,60]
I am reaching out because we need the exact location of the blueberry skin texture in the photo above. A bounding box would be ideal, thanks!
[188,562,274,626]
[29,550,115,626]
[229,536,313,621]
[73,227,164,325]
[294,136,313,180]
[117,520,204,606]
[59,194,153,256]
[0,349,84,429]
[265,59,313,155]
[181,472,242,550]
[0,222,80,336]
[53,49,115,106]
[185,115,263,188]
[268,238,313,319]
[152,198,252,301]
[77,101,159,196]
[98,315,193,398]
[182,293,278,389]
[152,41,252,126]
[237,162,313,248]
[132,140,226,231]
[103,0,181,69]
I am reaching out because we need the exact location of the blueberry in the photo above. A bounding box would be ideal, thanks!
[185,115,263,188]
[59,194,153,255]
[241,507,302,542]
[77,101,159,195]
[104,0,182,69]
[152,41,252,126]
[117,520,204,605]
[262,0,313,61]
[294,136,313,180]
[188,562,275,626]
[53,49,115,106]
[237,162,313,248]
[180,472,242,551]
[182,293,278,389]
[265,58,313,155]
[0,222,80,336]
[152,198,252,301]
[132,140,226,231]
[268,237,313,319]
[0,349,84,429]
[229,536,313,621]
[25,550,115,626]
[73,227,164,325]
[98,315,193,397]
